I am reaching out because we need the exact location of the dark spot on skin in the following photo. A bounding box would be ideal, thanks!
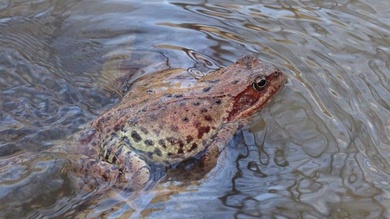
[179,140,184,148]
[104,148,111,161]
[202,87,211,92]
[194,121,201,128]
[164,93,172,98]
[147,152,153,159]
[95,116,108,130]
[193,102,200,106]
[154,148,162,157]
[177,148,184,154]
[147,90,153,94]
[131,131,142,142]
[86,160,98,169]
[150,114,158,120]
[215,99,222,105]
[140,127,149,134]
[232,80,239,84]
[174,94,183,98]
[207,79,220,84]
[153,129,161,136]
[197,126,210,139]
[144,139,154,146]
[188,143,198,152]
[200,108,208,113]
[170,125,179,132]
[204,115,213,122]
[129,119,138,126]
[186,135,194,143]
[166,137,178,145]
[122,136,131,146]
[114,145,123,157]
[183,117,189,123]
[158,139,167,148]
[168,152,173,156]
[102,172,109,181]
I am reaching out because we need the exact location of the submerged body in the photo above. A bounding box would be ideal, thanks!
[68,54,287,191]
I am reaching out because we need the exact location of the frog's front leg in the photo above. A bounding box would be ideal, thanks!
[70,144,151,192]
[109,145,151,191]
[199,126,238,172]
[177,127,236,175]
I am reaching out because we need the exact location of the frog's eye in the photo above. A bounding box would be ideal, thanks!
[252,76,267,91]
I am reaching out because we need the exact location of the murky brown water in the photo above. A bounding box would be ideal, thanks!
[1,0,389,218]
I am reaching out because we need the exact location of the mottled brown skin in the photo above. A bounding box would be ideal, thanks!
[68,54,287,191]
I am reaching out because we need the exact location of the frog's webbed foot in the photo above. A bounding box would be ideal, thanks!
[69,147,151,192]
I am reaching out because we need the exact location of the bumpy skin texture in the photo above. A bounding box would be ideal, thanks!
[68,54,287,191]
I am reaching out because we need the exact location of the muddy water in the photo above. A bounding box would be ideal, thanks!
[0,0,389,218]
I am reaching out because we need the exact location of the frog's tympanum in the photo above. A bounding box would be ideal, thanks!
[67,54,287,191]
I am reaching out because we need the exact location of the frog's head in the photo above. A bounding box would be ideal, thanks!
[219,55,287,122]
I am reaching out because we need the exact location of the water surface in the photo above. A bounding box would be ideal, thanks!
[0,0,389,218]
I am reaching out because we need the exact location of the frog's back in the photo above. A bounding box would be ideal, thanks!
[72,54,286,191]
[90,55,286,165]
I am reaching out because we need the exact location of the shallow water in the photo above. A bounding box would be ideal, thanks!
[0,0,389,218]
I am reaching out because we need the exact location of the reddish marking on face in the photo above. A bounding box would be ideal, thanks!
[228,86,261,120]
[227,72,282,121]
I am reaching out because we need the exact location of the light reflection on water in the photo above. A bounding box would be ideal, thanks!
[0,0,389,218]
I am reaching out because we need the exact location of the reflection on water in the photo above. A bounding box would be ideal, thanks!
[0,0,389,218]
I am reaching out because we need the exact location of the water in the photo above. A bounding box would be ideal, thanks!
[0,0,389,218]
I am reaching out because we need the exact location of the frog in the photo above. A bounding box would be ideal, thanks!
[66,54,287,191]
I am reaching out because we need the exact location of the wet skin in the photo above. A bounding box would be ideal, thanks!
[67,54,287,191]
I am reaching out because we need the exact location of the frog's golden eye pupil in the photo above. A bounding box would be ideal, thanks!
[252,77,267,91]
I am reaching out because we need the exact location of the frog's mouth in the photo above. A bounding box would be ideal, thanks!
[227,70,287,121]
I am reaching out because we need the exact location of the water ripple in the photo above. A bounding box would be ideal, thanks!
[0,0,390,218]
